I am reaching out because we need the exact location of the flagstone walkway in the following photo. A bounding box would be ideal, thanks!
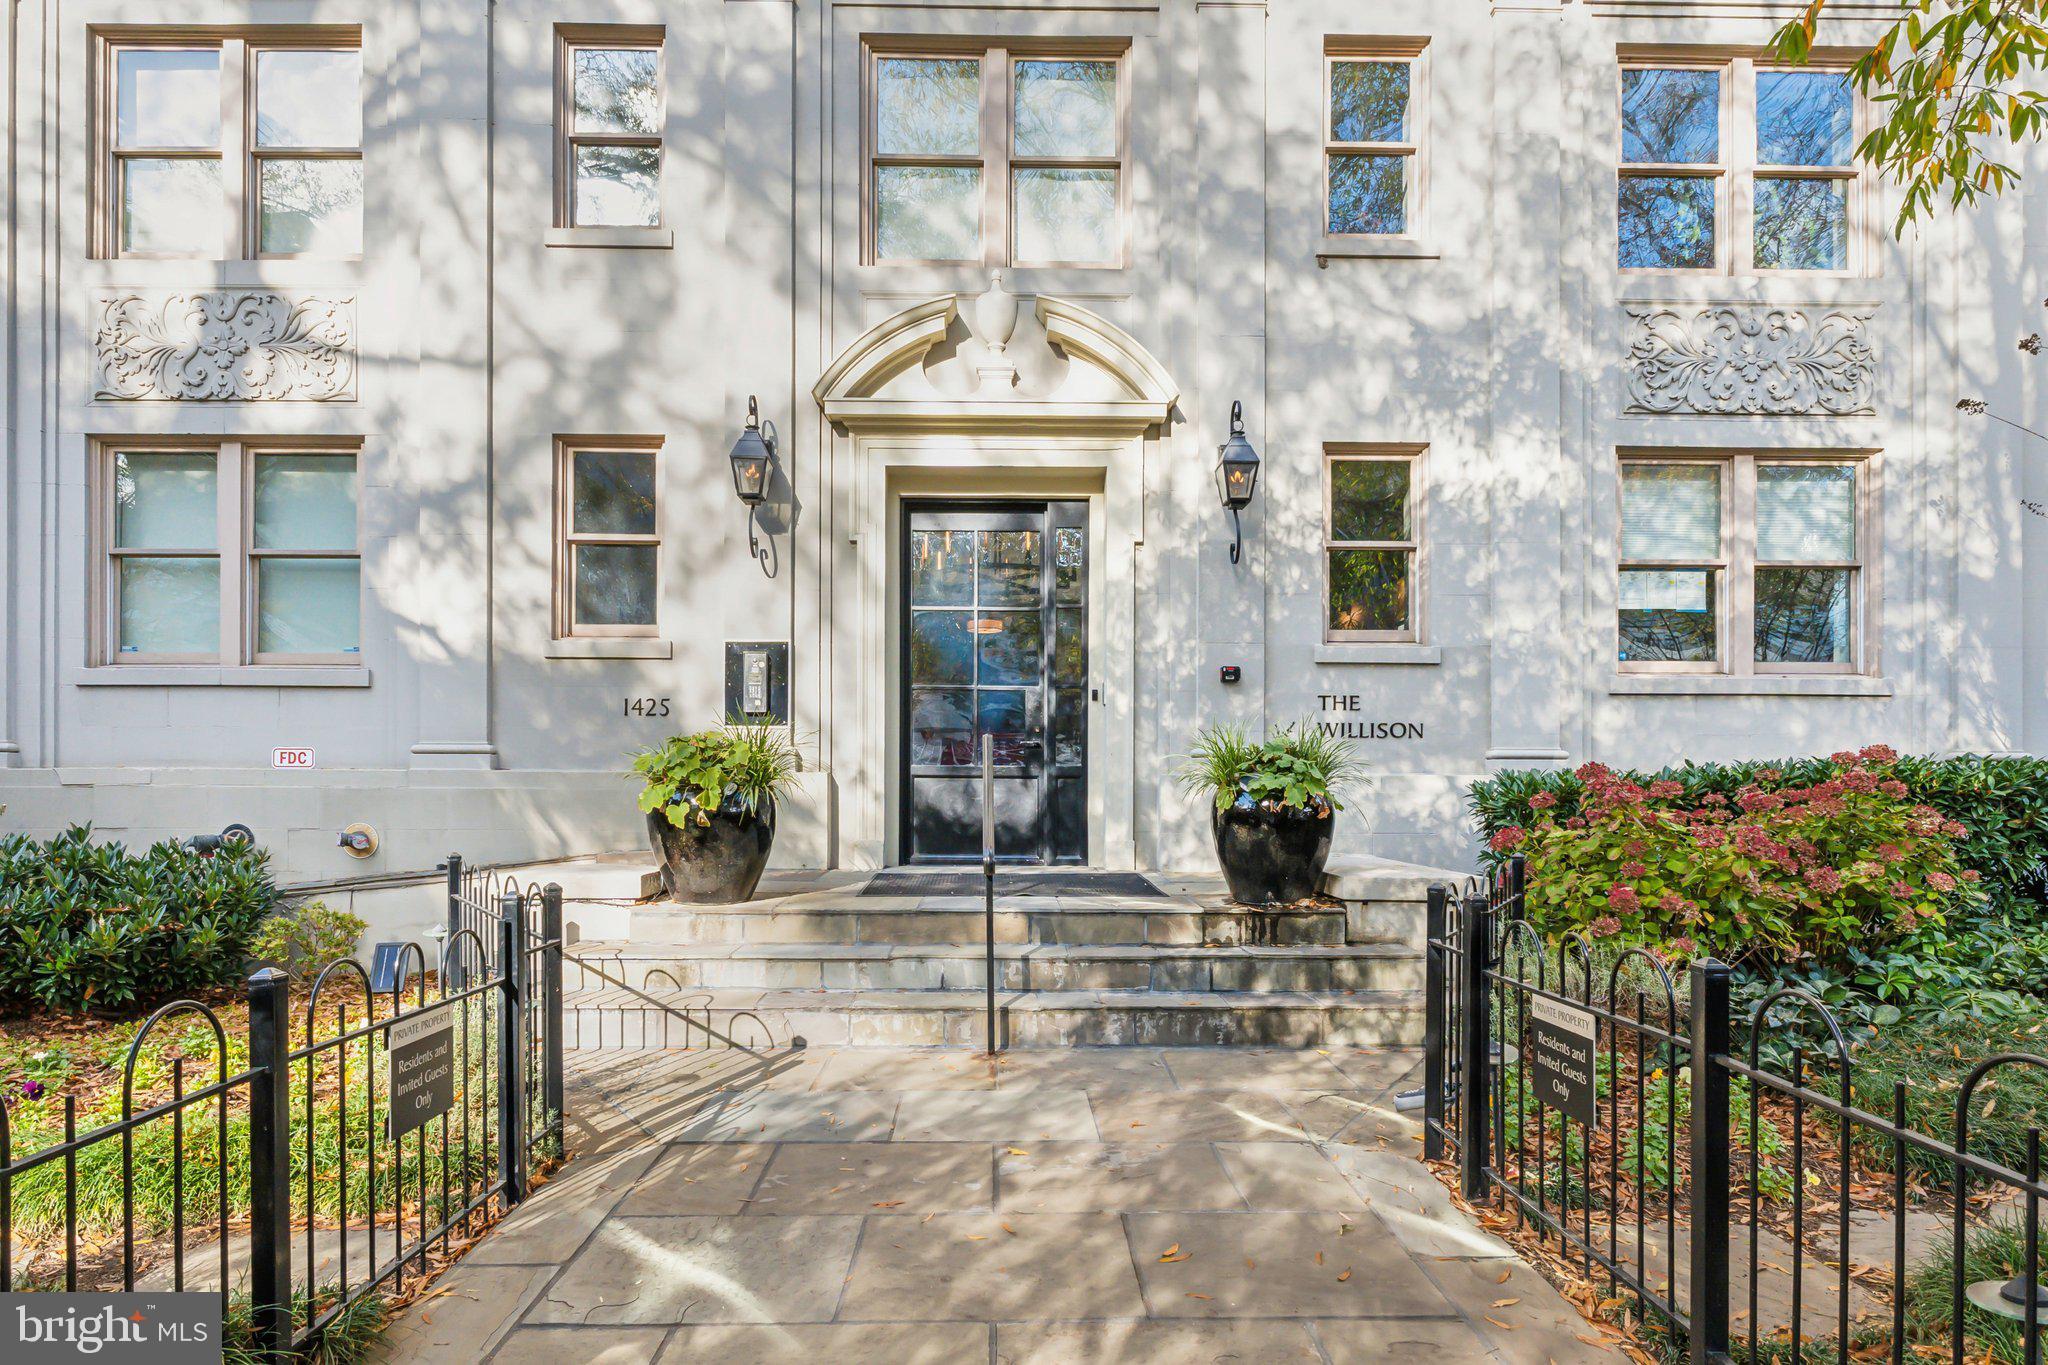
[372,1045,1621,1364]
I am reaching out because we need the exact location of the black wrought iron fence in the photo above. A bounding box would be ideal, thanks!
[0,879,564,1361]
[1427,854,2048,1364]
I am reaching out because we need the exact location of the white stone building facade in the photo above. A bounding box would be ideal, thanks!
[1,0,2041,883]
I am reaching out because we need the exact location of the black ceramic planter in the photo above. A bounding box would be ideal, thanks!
[646,794,777,904]
[1210,796,1335,906]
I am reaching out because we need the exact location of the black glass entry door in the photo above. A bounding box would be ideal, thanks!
[901,501,1087,864]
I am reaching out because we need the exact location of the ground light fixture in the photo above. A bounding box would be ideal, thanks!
[729,395,775,568]
[1215,399,1259,564]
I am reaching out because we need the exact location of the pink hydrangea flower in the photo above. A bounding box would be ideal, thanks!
[1489,826,1526,853]
[1528,791,1559,811]
[1860,744,1898,764]
[1927,870,1957,892]
[1588,915,1623,939]
[1607,885,1641,914]
[1803,866,1843,893]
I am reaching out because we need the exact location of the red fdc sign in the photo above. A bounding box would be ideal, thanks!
[271,748,315,769]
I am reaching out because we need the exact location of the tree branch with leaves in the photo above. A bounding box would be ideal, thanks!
[1772,0,2048,230]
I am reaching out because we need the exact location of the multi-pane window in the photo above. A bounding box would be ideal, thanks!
[1324,43,1425,238]
[1325,449,1421,642]
[101,35,363,259]
[557,440,661,638]
[1618,58,1859,272]
[1618,455,1867,673]
[556,29,664,228]
[100,442,361,664]
[869,44,1126,267]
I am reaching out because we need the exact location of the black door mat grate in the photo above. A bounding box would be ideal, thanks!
[859,871,1166,898]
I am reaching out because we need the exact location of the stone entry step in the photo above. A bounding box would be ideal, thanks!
[559,985,1426,1048]
[567,941,1424,994]
[604,901,1356,948]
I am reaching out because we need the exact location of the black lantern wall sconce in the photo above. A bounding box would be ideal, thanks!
[728,395,775,571]
[1214,400,1260,564]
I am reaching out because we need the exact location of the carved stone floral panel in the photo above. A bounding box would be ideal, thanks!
[1623,304,1876,416]
[94,292,357,401]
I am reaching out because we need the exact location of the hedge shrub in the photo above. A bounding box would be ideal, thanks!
[1502,750,1982,965]
[0,825,279,1013]
[1471,752,2048,912]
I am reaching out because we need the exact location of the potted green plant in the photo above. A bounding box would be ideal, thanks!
[632,724,799,903]
[1177,723,1364,906]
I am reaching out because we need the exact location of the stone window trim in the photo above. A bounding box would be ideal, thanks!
[91,25,365,262]
[862,35,1132,269]
[1615,448,1881,680]
[1320,36,1430,260]
[88,434,365,671]
[1616,47,1872,278]
[1323,443,1425,647]
[553,435,665,645]
[551,24,668,243]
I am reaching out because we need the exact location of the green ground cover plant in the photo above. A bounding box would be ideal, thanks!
[0,827,280,1012]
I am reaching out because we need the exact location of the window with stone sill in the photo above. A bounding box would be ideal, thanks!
[1325,447,1422,644]
[1617,56,1863,273]
[1324,39,1427,241]
[96,440,363,666]
[556,438,663,639]
[867,41,1129,268]
[96,31,363,260]
[555,27,665,230]
[1618,453,1871,676]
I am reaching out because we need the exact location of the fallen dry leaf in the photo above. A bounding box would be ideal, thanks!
[1314,1251,1324,1265]
[1186,1293,1212,1300]
[873,1200,904,1209]
[1006,1148,1029,1156]
[1001,1222,1017,1236]
[1492,1297,1521,1308]
[1338,1269,1353,1282]
[1483,1315,1515,1330]
[1496,1268,1513,1284]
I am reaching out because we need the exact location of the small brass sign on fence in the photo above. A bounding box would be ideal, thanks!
[1528,994,1597,1127]
[388,1004,456,1139]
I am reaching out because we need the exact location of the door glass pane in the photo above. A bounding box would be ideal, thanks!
[1328,154,1406,235]
[1052,688,1085,768]
[875,58,981,156]
[977,531,1040,606]
[910,611,973,684]
[1013,60,1117,157]
[1618,569,1717,662]
[258,159,363,253]
[1618,175,1716,269]
[910,530,975,604]
[1755,567,1852,664]
[118,558,218,655]
[1754,178,1847,270]
[122,158,222,255]
[1327,549,1410,633]
[875,165,980,260]
[975,610,1041,685]
[116,49,220,147]
[910,688,975,766]
[1621,69,1721,163]
[573,48,660,135]
[1053,527,1085,603]
[574,145,660,227]
[1621,464,1720,560]
[1013,168,1116,264]
[1329,460,1409,541]
[977,688,1043,764]
[574,543,657,626]
[1758,464,1855,561]
[1329,61,1408,143]
[1756,71,1852,166]
[254,50,362,147]
[572,450,657,535]
[257,558,360,654]
[253,454,356,551]
[115,452,217,548]
[1052,607,1084,685]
